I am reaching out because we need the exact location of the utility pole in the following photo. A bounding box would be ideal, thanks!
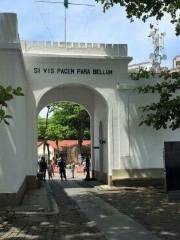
[36,0,95,43]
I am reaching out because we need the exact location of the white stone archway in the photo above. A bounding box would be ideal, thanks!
[37,83,109,182]
[2,13,179,207]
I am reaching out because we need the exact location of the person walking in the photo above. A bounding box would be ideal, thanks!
[39,156,47,181]
[47,160,53,180]
[58,155,67,181]
[70,162,75,178]
[82,160,86,175]
[85,155,90,180]
[52,157,57,176]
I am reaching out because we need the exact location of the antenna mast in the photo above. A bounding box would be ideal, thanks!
[36,1,95,43]
[148,25,167,72]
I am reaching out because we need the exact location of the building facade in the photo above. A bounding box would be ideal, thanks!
[37,140,91,163]
[128,61,152,72]
[173,55,180,70]
[0,13,180,206]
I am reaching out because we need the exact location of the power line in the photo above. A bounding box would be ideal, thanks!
[36,0,95,43]
[33,0,54,40]
[37,1,94,7]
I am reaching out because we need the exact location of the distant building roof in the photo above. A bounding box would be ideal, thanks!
[58,140,91,148]
[128,61,152,72]
[37,140,91,149]
[129,61,150,67]
[173,55,180,69]
[173,55,180,61]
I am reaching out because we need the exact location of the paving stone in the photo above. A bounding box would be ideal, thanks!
[0,177,168,240]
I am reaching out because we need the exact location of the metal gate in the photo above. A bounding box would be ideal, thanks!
[164,141,180,192]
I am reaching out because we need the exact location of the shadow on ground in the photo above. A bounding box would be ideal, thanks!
[96,186,180,240]
[0,179,106,240]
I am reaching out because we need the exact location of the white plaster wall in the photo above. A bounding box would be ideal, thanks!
[93,94,108,173]
[37,85,95,116]
[12,39,180,182]
[36,84,109,175]
[0,13,18,43]
[25,54,129,178]
[23,53,131,179]
[129,91,180,170]
[115,76,180,171]
[25,81,37,176]
[3,12,178,191]
[114,90,132,170]
[0,48,36,193]
[23,55,129,98]
[21,41,128,58]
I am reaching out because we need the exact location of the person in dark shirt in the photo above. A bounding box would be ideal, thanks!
[58,156,67,181]
[39,156,47,181]
[85,155,90,180]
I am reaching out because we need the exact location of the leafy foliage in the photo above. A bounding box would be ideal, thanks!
[38,102,90,141]
[96,0,180,36]
[132,69,180,130]
[37,117,47,139]
[0,85,24,125]
[51,102,90,141]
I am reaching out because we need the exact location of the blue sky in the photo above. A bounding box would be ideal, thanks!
[1,0,179,68]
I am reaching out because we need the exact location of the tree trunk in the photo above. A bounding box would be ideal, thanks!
[43,105,51,159]
[46,142,50,160]
[56,139,59,149]
[43,141,46,157]
[78,139,83,154]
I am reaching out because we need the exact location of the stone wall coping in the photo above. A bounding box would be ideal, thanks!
[21,40,128,58]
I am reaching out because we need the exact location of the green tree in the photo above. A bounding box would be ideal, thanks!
[0,85,24,125]
[43,105,54,159]
[37,105,53,159]
[37,117,48,139]
[38,102,90,153]
[96,0,180,36]
[131,70,180,130]
[52,102,90,152]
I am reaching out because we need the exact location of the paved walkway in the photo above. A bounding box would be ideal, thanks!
[95,184,180,240]
[0,176,160,240]
[58,179,160,240]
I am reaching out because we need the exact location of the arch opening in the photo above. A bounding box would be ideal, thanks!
[38,101,91,180]
[36,83,109,183]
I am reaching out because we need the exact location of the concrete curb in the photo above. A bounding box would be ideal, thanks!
[65,180,161,240]
[84,180,141,192]
[82,180,112,191]
[0,182,59,216]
